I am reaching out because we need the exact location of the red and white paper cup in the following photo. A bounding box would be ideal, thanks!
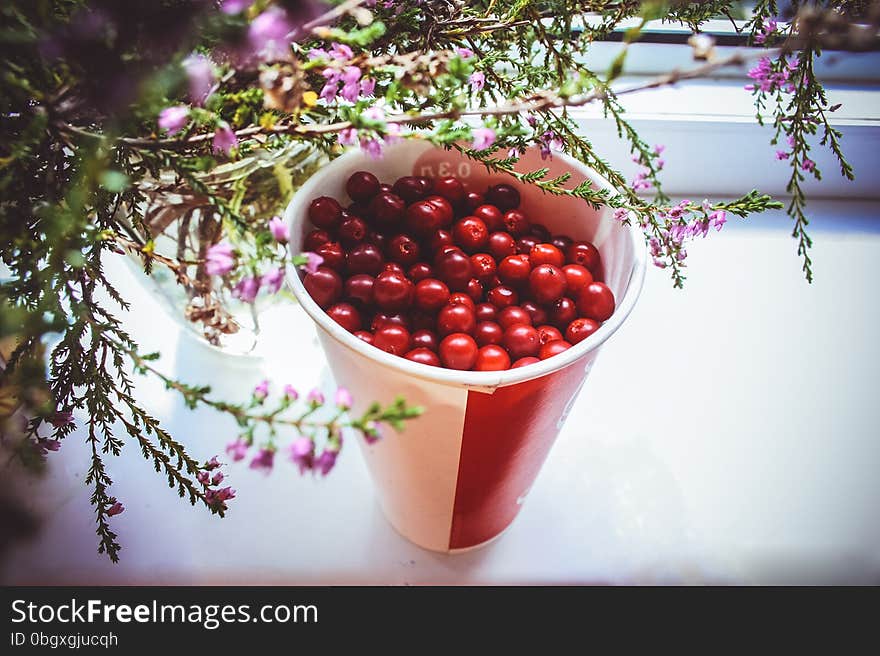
[285,141,646,552]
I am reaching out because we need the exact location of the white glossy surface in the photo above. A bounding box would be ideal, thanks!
[2,202,879,585]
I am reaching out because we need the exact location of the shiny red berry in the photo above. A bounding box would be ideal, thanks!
[487,231,517,259]
[549,296,578,328]
[464,192,485,213]
[373,324,411,356]
[497,306,532,330]
[371,312,410,332]
[503,209,530,236]
[392,176,432,203]
[528,264,566,304]
[315,241,345,271]
[516,236,538,255]
[511,356,540,368]
[405,347,441,367]
[408,262,434,282]
[430,229,455,254]
[448,292,475,312]
[539,339,572,360]
[346,171,380,203]
[530,243,565,268]
[474,345,511,371]
[473,204,504,232]
[577,281,615,321]
[475,302,497,322]
[565,317,600,344]
[470,253,497,282]
[303,266,342,309]
[474,321,503,347]
[373,270,414,311]
[452,216,489,253]
[383,262,405,276]
[433,177,466,205]
[530,224,552,242]
[439,333,478,370]
[498,254,531,286]
[502,324,540,359]
[413,278,450,312]
[562,264,593,297]
[369,192,406,231]
[566,241,602,277]
[347,243,384,275]
[338,215,368,245]
[308,196,343,230]
[520,300,548,326]
[304,228,332,251]
[437,303,476,336]
[406,197,451,237]
[536,324,563,345]
[487,284,518,309]
[486,183,520,211]
[387,233,421,266]
[551,235,573,252]
[354,330,373,345]
[411,329,439,352]
[434,248,473,291]
[344,274,374,305]
[465,278,483,302]
[326,303,361,332]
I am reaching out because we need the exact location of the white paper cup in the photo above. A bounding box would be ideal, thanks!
[285,141,646,552]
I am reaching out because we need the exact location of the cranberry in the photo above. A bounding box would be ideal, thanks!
[453,216,489,253]
[487,231,517,259]
[536,324,563,345]
[530,223,552,241]
[470,253,497,282]
[464,191,485,212]
[383,262,405,276]
[521,300,548,326]
[498,254,532,286]
[365,230,388,252]
[577,282,615,321]
[373,325,411,356]
[378,183,393,194]
[504,210,530,236]
[487,284,518,309]
[304,228,332,251]
[430,229,455,254]
[373,270,414,311]
[387,233,421,266]
[498,306,532,330]
[473,204,504,232]
[410,309,435,331]
[408,262,434,282]
[434,248,473,291]
[392,176,432,203]
[566,317,600,344]
[347,243,384,276]
[406,198,449,237]
[562,264,593,297]
[539,339,572,360]
[347,203,371,220]
[413,278,450,312]
[475,302,497,322]
[511,356,540,368]
[411,329,439,352]
[437,303,476,336]
[474,345,511,371]
[516,236,538,255]
[486,183,520,211]
[448,292,475,312]
[529,264,566,304]
[303,266,342,308]
[530,243,565,268]
[354,330,373,345]
[551,234,573,252]
[549,297,578,328]
[439,333,478,370]
[326,303,361,332]
[502,324,540,359]
[339,215,368,244]
[369,192,406,231]
[566,241,602,277]
[466,278,483,302]
[345,274,375,305]
[433,177,466,205]
[405,347,441,367]
[315,241,345,272]
[475,321,503,347]
[308,196,343,230]
[346,171,380,203]
[371,312,410,332]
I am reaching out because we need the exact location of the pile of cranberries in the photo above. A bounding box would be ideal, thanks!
[300,171,616,371]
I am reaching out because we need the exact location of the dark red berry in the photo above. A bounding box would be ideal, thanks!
[516,236,539,255]
[487,231,517,259]
[326,303,361,332]
[470,253,497,282]
[373,325,411,356]
[498,305,532,330]
[437,303,476,336]
[549,297,578,328]
[551,235,573,252]
[447,292,475,312]
[474,345,511,371]
[344,274,375,305]
[530,223,552,241]
[413,278,450,312]
[529,264,566,304]
[487,284,518,309]
[411,329,439,352]
[502,324,540,359]
[315,241,345,271]
[346,171,380,203]
[433,177,466,205]
[373,270,414,311]
[434,248,473,291]
[473,204,504,232]
[452,216,489,253]
[464,191,485,213]
[566,241,602,277]
[521,300,548,326]
[339,215,368,244]
[577,281,615,321]
[475,321,503,347]
[369,192,406,231]
[371,312,410,332]
[504,209,531,237]
[429,229,455,254]
[498,254,532,286]
[303,266,342,309]
[566,317,600,344]
[511,356,540,368]
[536,324,563,345]
[405,347,441,366]
[486,183,520,211]
[347,243,384,276]
[304,228,332,251]
[475,302,497,322]
[539,339,571,360]
[354,330,373,345]
[308,196,343,230]
[439,333,478,370]
[387,233,421,266]
[392,176,432,203]
[408,262,434,282]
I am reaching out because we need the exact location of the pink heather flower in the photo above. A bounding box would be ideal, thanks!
[211,471,224,485]
[249,448,275,475]
[197,471,210,485]
[158,106,189,135]
[709,210,727,231]
[37,438,61,455]
[205,242,236,276]
[107,499,125,517]
[456,47,474,59]
[315,449,339,476]
[221,0,253,14]
[361,420,381,444]
[613,208,628,222]
[653,144,665,155]
[652,256,667,269]
[787,134,796,148]
[253,379,270,400]
[205,456,222,470]
[261,267,284,294]
[248,6,295,61]
[209,486,236,503]
[335,387,353,410]
[269,215,289,243]
[802,157,816,172]
[360,137,384,159]
[329,43,353,60]
[308,47,328,60]
[776,150,789,160]
[300,252,324,274]
[290,437,314,474]
[213,124,238,155]
[656,158,665,170]
[233,276,260,303]
[307,388,325,405]
[226,437,249,462]
[183,53,216,106]
[338,127,358,147]
[471,127,495,150]
[283,384,299,401]
[469,71,485,92]
[48,410,74,428]
[359,77,376,97]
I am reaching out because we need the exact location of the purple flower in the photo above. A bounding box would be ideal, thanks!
[197,470,210,485]
[709,210,727,231]
[269,215,289,243]
[359,77,376,97]
[802,157,816,172]
[361,420,381,445]
[329,43,353,60]
[315,449,339,476]
[471,127,495,150]
[209,486,236,503]
[308,47,328,60]
[37,438,61,455]
[158,106,189,135]
[284,384,299,401]
[775,151,790,162]
[233,276,260,303]
[300,252,324,274]
[106,499,125,517]
[49,410,74,428]
[248,6,295,61]
[213,124,238,155]
[261,267,284,294]
[221,0,253,14]
[613,208,628,222]
[205,456,222,470]
[469,71,485,92]
[654,144,665,155]
[226,437,249,462]
[338,128,358,147]
[289,437,314,474]
[307,388,325,405]
[249,448,275,475]
[211,471,224,485]
[183,53,216,106]
[335,387,353,410]
[205,242,236,276]
[455,47,474,59]
[253,379,269,400]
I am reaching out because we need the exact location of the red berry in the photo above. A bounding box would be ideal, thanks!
[486,183,520,211]
[378,183,393,194]
[470,253,497,282]
[326,303,361,332]
[520,300,548,326]
[406,197,451,237]
[430,229,455,254]
[539,339,572,360]
[411,329,439,352]
[365,230,388,251]
[308,196,343,230]
[315,241,345,271]
[474,345,511,371]
[530,224,552,241]
[448,292,475,312]
[528,264,566,304]
[502,324,540,359]
[304,228,332,251]
[549,296,578,328]
[475,302,497,322]
[516,236,538,255]
[354,330,373,345]
[475,321,503,347]
[434,248,473,291]
[344,274,375,305]
[369,192,406,231]
[487,231,517,259]
[551,235,573,252]
[346,171,380,203]
[453,216,489,253]
[347,202,371,220]
[437,303,476,336]
[408,262,434,282]
[566,241,602,277]
[392,176,432,203]
[498,305,532,330]
[565,317,600,344]
[464,191,485,212]
[347,243,384,276]
[383,262,405,276]
[487,284,518,309]
[373,324,411,356]
[371,312,410,332]
[536,324,563,345]
[339,215,368,244]
[562,264,593,297]
[439,333,478,370]
[413,278,450,312]
[409,309,435,331]
[405,347,441,367]
[303,266,342,309]
[433,177,466,205]
[504,209,530,236]
[387,233,421,266]
[530,243,565,268]
[577,281,615,321]
[511,356,540,368]
[473,204,504,232]
[373,270,414,311]
[498,254,532,286]
[466,278,483,302]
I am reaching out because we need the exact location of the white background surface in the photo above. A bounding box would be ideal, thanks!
[3,201,879,585]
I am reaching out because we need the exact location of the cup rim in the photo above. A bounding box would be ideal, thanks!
[284,141,647,391]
